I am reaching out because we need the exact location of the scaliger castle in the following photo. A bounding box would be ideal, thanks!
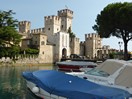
[18,9,118,63]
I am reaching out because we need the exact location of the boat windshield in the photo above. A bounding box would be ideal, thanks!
[85,69,109,77]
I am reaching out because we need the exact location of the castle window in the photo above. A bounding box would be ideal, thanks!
[42,51,44,54]
[41,41,45,45]
[48,28,50,30]
[27,41,30,45]
[35,41,37,44]
[61,25,63,29]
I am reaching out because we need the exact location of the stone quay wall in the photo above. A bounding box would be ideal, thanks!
[0,55,53,66]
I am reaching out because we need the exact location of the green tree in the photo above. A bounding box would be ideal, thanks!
[67,26,75,38]
[25,48,39,54]
[109,53,115,59]
[8,46,20,60]
[0,10,22,57]
[93,2,132,60]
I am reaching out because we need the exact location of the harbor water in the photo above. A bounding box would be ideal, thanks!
[0,65,53,99]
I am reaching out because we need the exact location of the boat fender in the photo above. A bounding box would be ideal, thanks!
[32,86,39,93]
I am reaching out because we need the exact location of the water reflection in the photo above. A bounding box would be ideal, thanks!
[0,65,53,99]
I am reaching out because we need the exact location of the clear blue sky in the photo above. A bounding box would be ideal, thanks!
[1,0,132,51]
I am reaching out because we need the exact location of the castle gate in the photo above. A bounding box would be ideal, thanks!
[62,48,67,58]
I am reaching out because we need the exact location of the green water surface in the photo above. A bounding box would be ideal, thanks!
[0,65,53,99]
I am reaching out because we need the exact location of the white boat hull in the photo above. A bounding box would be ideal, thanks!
[26,80,67,99]
[56,61,97,72]
[68,59,132,95]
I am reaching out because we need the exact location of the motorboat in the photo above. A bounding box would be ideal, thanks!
[22,70,131,99]
[68,59,132,94]
[56,61,97,72]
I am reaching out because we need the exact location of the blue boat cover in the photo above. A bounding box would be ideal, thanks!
[22,70,130,99]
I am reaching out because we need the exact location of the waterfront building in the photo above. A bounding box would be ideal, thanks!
[19,9,80,63]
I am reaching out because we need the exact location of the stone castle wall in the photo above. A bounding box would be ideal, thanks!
[70,37,80,55]
[39,45,54,63]
[85,33,102,59]
[0,54,53,64]
[80,41,85,56]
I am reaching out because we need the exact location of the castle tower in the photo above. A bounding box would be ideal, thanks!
[85,33,102,59]
[19,21,31,33]
[58,9,73,32]
[44,15,61,43]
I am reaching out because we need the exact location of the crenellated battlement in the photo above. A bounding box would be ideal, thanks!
[71,37,80,42]
[45,15,61,25]
[19,21,31,33]
[80,41,85,44]
[85,33,100,40]
[30,28,45,33]
[102,45,110,49]
[58,9,73,19]
[45,15,60,20]
[75,37,80,42]
[19,21,31,25]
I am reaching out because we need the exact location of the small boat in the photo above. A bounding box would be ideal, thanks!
[56,61,97,72]
[68,59,132,94]
[22,70,131,99]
